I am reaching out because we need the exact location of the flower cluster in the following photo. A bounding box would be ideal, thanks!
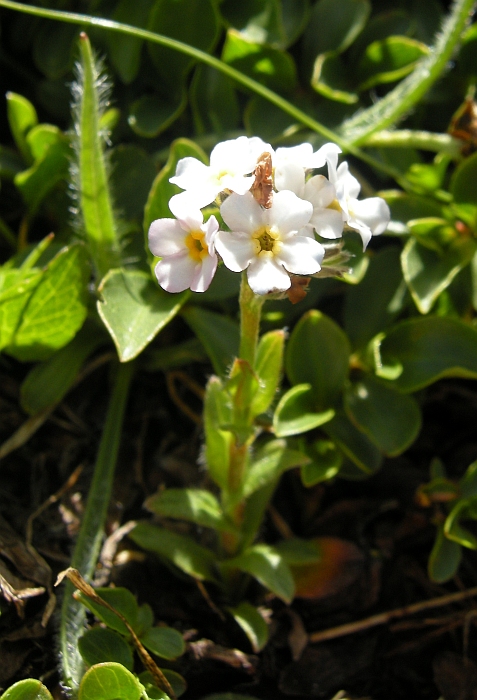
[148,137,390,296]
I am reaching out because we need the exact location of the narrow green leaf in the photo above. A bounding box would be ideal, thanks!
[129,522,218,581]
[97,269,187,362]
[374,316,477,391]
[273,384,335,437]
[182,306,239,376]
[242,439,310,499]
[286,310,350,411]
[344,376,421,456]
[224,543,295,602]
[141,626,185,660]
[74,33,120,277]
[204,376,234,490]
[0,680,53,700]
[145,489,235,533]
[78,628,134,670]
[78,663,143,700]
[229,602,269,653]
[6,92,38,163]
[252,329,285,416]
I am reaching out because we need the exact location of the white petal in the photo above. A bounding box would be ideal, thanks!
[203,215,220,254]
[220,192,263,234]
[278,236,324,275]
[247,256,291,295]
[349,197,390,235]
[309,208,344,239]
[311,142,341,169]
[168,197,204,230]
[215,230,255,272]
[337,161,361,199]
[275,143,313,169]
[190,254,218,292]
[154,252,197,293]
[170,157,210,190]
[304,175,336,208]
[265,190,312,235]
[221,173,255,195]
[169,189,217,212]
[148,219,186,257]
[274,162,305,196]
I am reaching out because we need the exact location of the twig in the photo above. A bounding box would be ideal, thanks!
[308,586,477,644]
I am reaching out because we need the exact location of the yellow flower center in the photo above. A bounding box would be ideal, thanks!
[328,198,342,212]
[185,230,208,262]
[252,226,282,257]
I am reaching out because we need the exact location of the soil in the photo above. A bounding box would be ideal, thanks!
[2,336,477,700]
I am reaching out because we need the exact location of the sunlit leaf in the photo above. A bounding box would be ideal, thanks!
[78,662,143,700]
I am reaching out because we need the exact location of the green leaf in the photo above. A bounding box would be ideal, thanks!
[204,376,234,490]
[444,498,477,550]
[32,22,78,80]
[190,66,240,135]
[450,151,477,206]
[97,269,187,362]
[182,306,239,376]
[145,489,235,533]
[300,439,343,486]
[139,670,186,699]
[141,626,185,660]
[3,244,90,362]
[302,0,370,73]
[458,21,477,78]
[384,190,444,229]
[107,0,153,84]
[374,316,477,391]
[0,680,53,700]
[401,237,475,314]
[460,461,477,499]
[78,628,134,670]
[357,37,429,91]
[143,138,207,235]
[273,384,335,437]
[224,543,294,602]
[6,92,38,163]
[74,33,120,277]
[78,662,143,700]
[110,145,157,222]
[242,438,310,498]
[286,310,350,411]
[324,411,383,475]
[344,247,405,350]
[229,602,269,653]
[251,329,285,416]
[344,376,421,456]
[222,29,297,92]
[227,359,260,442]
[311,52,359,104]
[128,91,187,138]
[129,522,218,581]
[428,524,462,583]
[76,587,139,636]
[147,0,220,95]
[14,135,70,214]
[273,537,322,564]
[20,323,105,415]
[220,0,310,49]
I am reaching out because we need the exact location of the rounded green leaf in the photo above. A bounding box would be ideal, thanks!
[78,628,134,670]
[76,586,139,636]
[190,65,240,135]
[273,384,335,437]
[357,36,429,91]
[450,151,477,205]
[344,376,421,456]
[129,92,186,138]
[0,680,53,700]
[286,310,350,411]
[182,306,239,377]
[32,22,78,80]
[428,525,462,583]
[78,662,142,700]
[374,316,477,391]
[139,670,187,699]
[6,92,38,163]
[97,269,188,362]
[141,626,185,660]
[324,411,382,474]
[311,52,359,104]
[110,146,156,222]
[220,0,309,49]
[300,439,343,486]
[107,0,152,84]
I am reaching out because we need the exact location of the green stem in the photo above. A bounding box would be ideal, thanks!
[364,130,463,157]
[0,216,16,249]
[239,274,264,367]
[58,360,135,693]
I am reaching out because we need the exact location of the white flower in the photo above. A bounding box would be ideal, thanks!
[169,136,271,209]
[327,159,390,249]
[148,200,219,293]
[274,142,341,192]
[215,190,324,296]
